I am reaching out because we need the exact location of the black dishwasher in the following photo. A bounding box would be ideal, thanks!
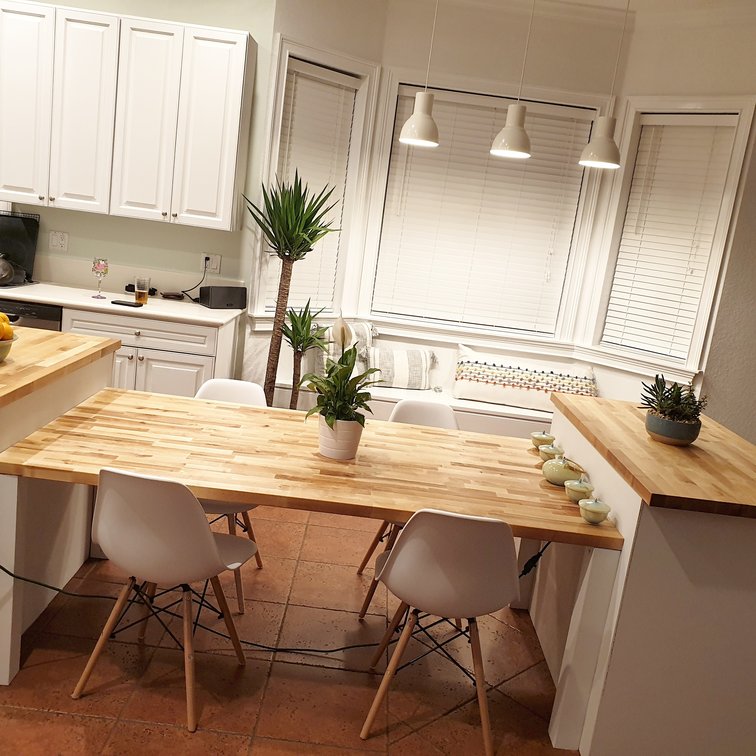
[1,299,62,331]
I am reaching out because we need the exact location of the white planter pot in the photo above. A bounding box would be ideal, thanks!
[318,416,363,460]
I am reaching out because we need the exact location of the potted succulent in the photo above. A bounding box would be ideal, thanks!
[281,300,328,410]
[244,172,337,406]
[301,321,381,460]
[640,374,708,446]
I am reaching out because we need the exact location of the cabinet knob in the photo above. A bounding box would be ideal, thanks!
[134,330,141,336]
[127,354,134,361]
[161,212,167,217]
[49,197,55,201]
[171,213,178,218]
[138,355,145,362]
[38,195,45,201]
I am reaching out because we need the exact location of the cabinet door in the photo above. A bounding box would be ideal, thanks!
[112,345,137,389]
[134,349,214,397]
[48,9,118,214]
[170,26,248,230]
[110,17,183,222]
[0,1,54,205]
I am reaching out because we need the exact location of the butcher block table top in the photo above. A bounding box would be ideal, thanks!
[552,393,756,518]
[0,328,120,409]
[0,388,623,550]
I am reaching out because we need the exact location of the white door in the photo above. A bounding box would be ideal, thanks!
[170,26,248,230]
[110,17,183,222]
[134,349,214,397]
[112,346,137,389]
[0,1,54,205]
[48,8,119,214]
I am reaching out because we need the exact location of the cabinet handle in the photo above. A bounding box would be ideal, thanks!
[171,213,177,218]
[38,195,45,201]
[134,330,141,336]
[49,197,55,201]
[127,354,134,361]
[138,355,145,362]
[161,212,167,217]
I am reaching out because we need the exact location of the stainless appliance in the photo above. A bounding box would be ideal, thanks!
[0,210,39,287]
[1,299,62,331]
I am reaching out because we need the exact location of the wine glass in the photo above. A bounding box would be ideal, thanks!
[92,258,109,299]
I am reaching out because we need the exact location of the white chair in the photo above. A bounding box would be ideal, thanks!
[195,379,265,613]
[360,509,519,756]
[72,468,257,732]
[357,400,458,618]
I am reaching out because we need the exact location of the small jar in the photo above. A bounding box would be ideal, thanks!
[539,443,564,462]
[579,497,611,525]
[530,430,556,449]
[542,455,584,486]
[564,475,594,504]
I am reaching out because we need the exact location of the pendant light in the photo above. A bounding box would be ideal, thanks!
[491,0,536,159]
[579,0,631,169]
[400,0,441,148]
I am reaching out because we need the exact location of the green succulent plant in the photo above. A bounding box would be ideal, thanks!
[282,300,328,410]
[640,374,708,423]
[301,345,381,429]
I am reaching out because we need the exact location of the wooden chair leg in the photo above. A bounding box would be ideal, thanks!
[469,618,494,756]
[360,608,418,740]
[226,514,245,614]
[369,600,409,671]
[359,525,400,620]
[71,577,135,699]
[357,521,388,575]
[241,510,263,569]
[183,589,197,733]
[210,576,246,666]
[137,582,157,642]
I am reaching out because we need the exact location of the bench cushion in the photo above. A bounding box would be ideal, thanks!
[365,347,436,390]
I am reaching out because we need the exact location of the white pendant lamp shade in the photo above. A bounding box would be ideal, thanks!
[491,103,531,159]
[579,115,620,169]
[400,92,440,148]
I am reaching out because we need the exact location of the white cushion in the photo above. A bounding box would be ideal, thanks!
[311,320,377,375]
[365,347,436,390]
[452,344,597,411]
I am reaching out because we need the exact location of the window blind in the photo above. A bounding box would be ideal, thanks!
[601,118,736,361]
[264,59,357,312]
[371,89,592,335]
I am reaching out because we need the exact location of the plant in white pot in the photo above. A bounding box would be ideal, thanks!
[640,374,708,446]
[301,320,381,460]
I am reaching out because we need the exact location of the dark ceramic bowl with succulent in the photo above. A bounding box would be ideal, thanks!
[640,374,708,446]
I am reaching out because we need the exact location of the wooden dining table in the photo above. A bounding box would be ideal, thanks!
[0,387,623,551]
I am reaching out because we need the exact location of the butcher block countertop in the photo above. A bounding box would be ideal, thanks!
[0,328,120,408]
[0,388,623,550]
[552,393,756,518]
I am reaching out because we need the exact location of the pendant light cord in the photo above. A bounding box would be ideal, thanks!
[516,0,536,101]
[608,0,631,97]
[423,0,441,91]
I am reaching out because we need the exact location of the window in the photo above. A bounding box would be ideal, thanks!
[263,58,360,313]
[370,87,594,336]
[601,114,738,362]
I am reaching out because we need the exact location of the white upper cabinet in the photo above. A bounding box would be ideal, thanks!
[0,1,54,204]
[48,9,119,213]
[111,21,250,230]
[0,3,118,211]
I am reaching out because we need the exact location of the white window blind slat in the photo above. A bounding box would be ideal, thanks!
[601,122,736,361]
[371,89,592,334]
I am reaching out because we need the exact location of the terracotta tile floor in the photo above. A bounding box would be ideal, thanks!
[5,505,572,755]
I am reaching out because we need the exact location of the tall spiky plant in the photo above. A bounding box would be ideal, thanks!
[281,300,327,410]
[245,172,337,405]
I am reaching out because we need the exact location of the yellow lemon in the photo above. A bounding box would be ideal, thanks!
[0,321,13,341]
[0,312,9,324]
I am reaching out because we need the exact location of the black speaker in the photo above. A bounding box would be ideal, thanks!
[199,286,247,309]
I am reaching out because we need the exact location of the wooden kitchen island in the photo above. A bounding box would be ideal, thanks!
[0,328,119,684]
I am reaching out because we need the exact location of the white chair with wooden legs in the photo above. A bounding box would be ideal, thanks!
[360,509,519,756]
[72,468,258,733]
[357,400,458,619]
[195,379,265,614]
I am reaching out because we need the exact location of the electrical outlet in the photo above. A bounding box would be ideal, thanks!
[49,231,68,252]
[202,253,221,274]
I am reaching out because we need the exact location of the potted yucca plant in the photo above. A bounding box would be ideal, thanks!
[245,172,337,406]
[640,374,708,446]
[281,300,328,410]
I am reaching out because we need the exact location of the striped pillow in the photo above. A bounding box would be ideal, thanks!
[364,347,436,390]
[311,321,377,375]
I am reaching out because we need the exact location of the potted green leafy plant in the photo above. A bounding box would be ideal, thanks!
[281,300,327,410]
[300,326,381,459]
[640,374,708,446]
[244,172,337,406]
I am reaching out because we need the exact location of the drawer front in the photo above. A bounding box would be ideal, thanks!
[63,308,217,356]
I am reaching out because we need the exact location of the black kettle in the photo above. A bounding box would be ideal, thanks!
[0,253,26,285]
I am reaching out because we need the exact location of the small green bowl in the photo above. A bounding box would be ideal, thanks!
[0,333,18,363]
[538,443,563,462]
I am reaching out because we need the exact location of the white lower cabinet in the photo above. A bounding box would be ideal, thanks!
[63,308,235,397]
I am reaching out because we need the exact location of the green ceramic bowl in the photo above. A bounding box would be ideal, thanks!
[0,333,18,363]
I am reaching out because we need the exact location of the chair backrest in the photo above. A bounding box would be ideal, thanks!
[388,399,458,430]
[93,468,226,585]
[195,378,267,406]
[377,509,519,619]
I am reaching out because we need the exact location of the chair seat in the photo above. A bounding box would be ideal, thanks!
[214,532,258,572]
[200,499,259,516]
